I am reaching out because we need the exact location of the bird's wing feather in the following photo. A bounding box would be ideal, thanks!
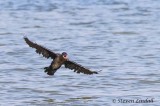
[24,37,57,59]
[64,60,98,75]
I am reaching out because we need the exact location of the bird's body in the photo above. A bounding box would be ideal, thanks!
[44,54,67,75]
[24,37,99,75]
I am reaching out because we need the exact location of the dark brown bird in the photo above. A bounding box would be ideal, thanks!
[24,37,99,75]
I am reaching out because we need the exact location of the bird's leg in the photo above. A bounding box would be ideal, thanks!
[44,66,50,73]
[44,67,48,70]
[44,66,55,75]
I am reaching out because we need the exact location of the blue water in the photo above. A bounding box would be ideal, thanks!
[0,0,160,106]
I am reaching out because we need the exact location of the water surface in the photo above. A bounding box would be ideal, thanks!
[0,0,160,106]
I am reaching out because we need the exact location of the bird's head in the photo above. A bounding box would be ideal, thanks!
[62,52,68,60]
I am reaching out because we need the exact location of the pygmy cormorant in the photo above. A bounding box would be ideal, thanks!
[24,37,99,75]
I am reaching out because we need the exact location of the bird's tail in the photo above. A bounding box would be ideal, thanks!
[44,66,56,75]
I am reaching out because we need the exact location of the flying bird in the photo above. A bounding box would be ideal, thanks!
[24,37,99,75]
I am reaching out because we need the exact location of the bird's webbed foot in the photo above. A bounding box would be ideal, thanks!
[44,67,48,69]
[44,67,49,72]
[44,66,55,75]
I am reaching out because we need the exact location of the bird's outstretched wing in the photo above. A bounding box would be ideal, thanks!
[24,37,57,59]
[64,60,98,75]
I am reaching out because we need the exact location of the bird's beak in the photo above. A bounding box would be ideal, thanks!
[63,55,68,60]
